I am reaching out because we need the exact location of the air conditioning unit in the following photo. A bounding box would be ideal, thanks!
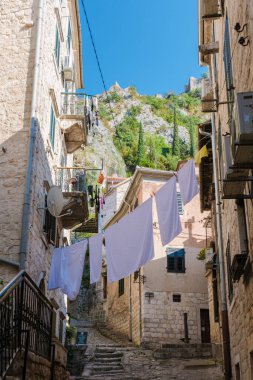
[222,135,233,180]
[233,92,253,164]
[62,56,74,81]
[201,0,222,19]
[201,78,217,112]
[199,41,219,55]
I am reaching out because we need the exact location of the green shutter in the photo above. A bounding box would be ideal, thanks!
[54,27,60,67]
[67,18,71,55]
[50,106,56,149]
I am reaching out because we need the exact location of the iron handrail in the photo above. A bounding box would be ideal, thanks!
[0,271,53,378]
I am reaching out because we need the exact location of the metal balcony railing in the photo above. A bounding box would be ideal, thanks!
[0,271,53,379]
[61,93,98,117]
[56,169,87,193]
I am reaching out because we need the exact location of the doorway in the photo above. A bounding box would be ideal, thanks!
[200,309,211,343]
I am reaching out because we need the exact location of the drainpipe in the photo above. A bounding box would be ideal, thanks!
[199,114,232,379]
[20,0,44,269]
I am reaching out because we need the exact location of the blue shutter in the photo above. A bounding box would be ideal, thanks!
[167,248,185,273]
[50,106,56,149]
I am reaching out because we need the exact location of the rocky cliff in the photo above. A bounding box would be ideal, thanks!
[75,83,204,177]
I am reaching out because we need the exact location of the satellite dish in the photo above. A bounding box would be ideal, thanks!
[47,186,64,217]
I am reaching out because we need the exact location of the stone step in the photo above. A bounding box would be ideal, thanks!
[95,352,123,358]
[92,365,123,372]
[95,347,118,354]
[94,357,122,363]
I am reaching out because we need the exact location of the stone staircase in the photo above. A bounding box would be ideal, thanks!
[74,344,135,379]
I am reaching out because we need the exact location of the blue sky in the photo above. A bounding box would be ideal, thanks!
[78,0,207,95]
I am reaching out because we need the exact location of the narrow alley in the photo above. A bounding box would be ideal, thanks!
[69,327,224,380]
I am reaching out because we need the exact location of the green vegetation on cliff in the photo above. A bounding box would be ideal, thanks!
[98,86,204,175]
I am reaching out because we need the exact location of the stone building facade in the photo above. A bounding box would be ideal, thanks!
[198,0,253,378]
[102,167,211,347]
[0,0,87,370]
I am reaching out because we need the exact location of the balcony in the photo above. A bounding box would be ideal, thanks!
[56,168,89,230]
[199,41,219,56]
[201,78,218,112]
[60,93,89,153]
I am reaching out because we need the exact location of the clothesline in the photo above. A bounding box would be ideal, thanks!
[48,159,199,300]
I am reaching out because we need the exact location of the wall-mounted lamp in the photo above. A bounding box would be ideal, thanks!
[234,23,247,33]
[238,36,250,46]
[145,292,154,303]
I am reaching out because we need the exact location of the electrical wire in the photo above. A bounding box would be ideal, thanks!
[80,0,117,128]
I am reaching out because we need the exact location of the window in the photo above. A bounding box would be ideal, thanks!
[167,248,185,273]
[235,363,241,380]
[226,238,234,302]
[236,199,248,254]
[173,294,181,303]
[223,15,234,115]
[67,17,72,55]
[49,105,56,149]
[118,278,124,296]
[59,317,63,343]
[212,255,219,323]
[103,275,107,299]
[250,351,253,380]
[54,26,61,68]
[134,271,139,281]
[43,195,57,245]
[177,192,184,215]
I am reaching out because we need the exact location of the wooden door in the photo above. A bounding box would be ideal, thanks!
[200,309,211,343]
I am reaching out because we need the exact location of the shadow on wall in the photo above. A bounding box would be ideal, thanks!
[0,124,55,287]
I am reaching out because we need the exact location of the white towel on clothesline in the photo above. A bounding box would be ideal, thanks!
[89,233,103,284]
[48,239,88,301]
[177,159,199,205]
[105,198,155,283]
[155,176,182,246]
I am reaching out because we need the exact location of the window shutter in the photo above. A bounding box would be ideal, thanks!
[67,18,71,55]
[49,106,56,149]
[54,27,61,67]
[167,248,185,273]
[167,256,175,272]
[177,192,184,215]
[43,195,57,246]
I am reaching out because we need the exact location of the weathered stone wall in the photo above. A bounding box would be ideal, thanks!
[0,0,83,356]
[142,291,208,348]
[206,0,253,378]
[8,339,69,380]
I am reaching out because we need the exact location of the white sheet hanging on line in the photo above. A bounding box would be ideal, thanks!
[105,198,154,283]
[177,159,199,205]
[155,176,182,246]
[89,233,103,284]
[48,239,88,301]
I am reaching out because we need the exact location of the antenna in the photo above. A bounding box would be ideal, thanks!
[47,186,64,217]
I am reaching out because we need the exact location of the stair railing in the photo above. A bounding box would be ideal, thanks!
[0,271,53,379]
